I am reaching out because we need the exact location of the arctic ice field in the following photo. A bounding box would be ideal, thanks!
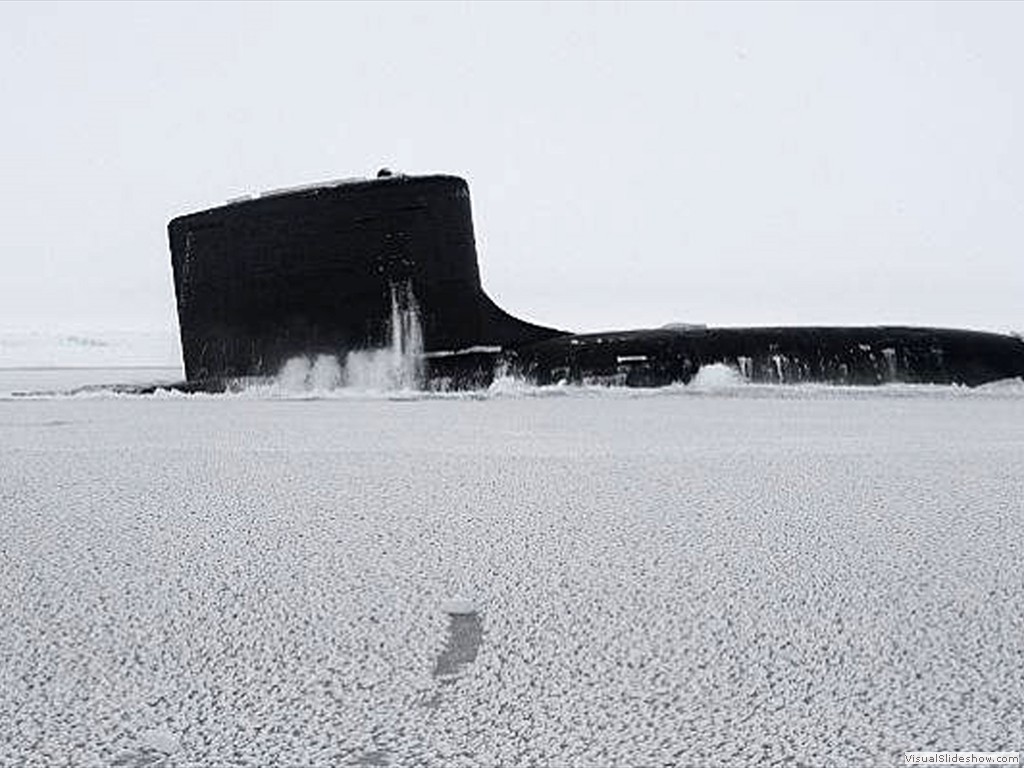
[1,347,1022,766]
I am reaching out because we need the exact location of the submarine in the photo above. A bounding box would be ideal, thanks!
[167,171,1024,391]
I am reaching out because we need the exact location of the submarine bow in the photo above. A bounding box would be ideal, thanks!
[169,172,1024,389]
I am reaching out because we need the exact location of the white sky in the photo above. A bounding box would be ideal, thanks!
[1,0,1021,335]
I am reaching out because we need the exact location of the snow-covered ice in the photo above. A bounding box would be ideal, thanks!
[1,379,1022,766]
[0,331,181,369]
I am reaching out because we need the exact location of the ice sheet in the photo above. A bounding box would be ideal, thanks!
[1,392,1022,766]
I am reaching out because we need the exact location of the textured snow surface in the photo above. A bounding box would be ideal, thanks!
[1,391,1022,766]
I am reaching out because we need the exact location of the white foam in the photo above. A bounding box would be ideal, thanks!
[309,354,342,390]
[689,362,745,389]
[276,356,313,392]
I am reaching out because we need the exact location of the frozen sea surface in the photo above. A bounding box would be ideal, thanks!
[1,373,1022,766]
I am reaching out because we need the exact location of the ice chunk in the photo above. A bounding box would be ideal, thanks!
[441,597,477,615]
[141,727,180,754]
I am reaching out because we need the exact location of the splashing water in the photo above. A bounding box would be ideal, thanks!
[344,283,424,391]
[275,283,425,393]
[310,354,343,389]
[276,354,342,393]
[277,357,312,391]
[689,362,744,389]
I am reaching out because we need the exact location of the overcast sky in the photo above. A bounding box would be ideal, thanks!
[1,0,1021,337]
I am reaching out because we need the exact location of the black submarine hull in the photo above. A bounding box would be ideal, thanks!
[506,325,1024,388]
[168,173,1024,391]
